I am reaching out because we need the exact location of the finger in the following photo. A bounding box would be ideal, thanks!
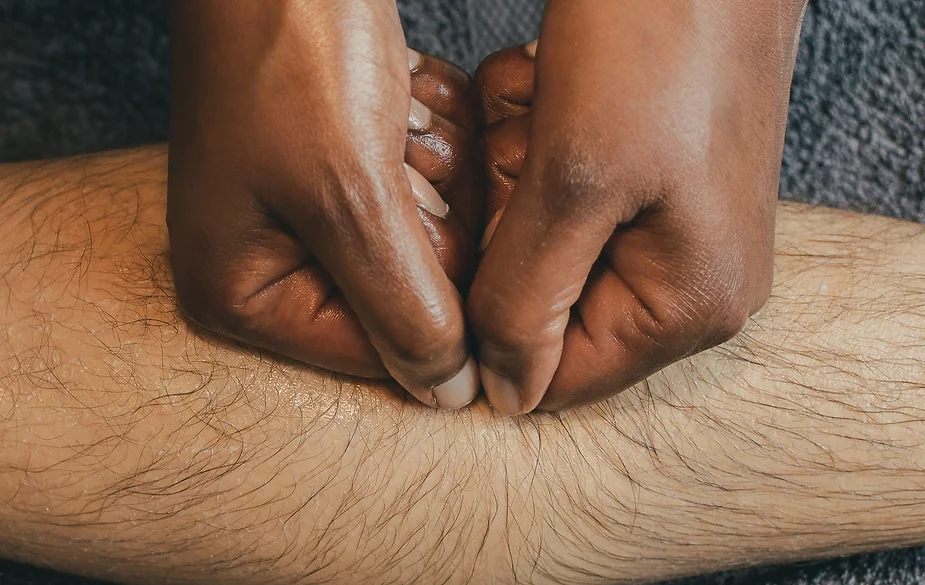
[294,37,474,411]
[473,82,770,412]
[406,49,483,288]
[474,42,537,125]
[310,161,481,409]
[472,16,776,413]
[169,210,387,377]
[475,42,535,249]
[468,152,628,415]
[405,163,474,289]
[291,46,480,401]
[470,38,653,415]
[405,73,483,237]
[405,93,473,186]
[408,48,478,129]
[540,191,773,411]
[480,115,531,251]
[221,152,479,411]
[171,50,482,407]
[172,166,476,383]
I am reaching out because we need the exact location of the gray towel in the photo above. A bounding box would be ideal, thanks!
[1,1,925,584]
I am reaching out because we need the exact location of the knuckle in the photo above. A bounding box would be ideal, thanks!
[537,112,703,210]
[705,299,753,346]
[479,92,522,123]
[414,63,473,124]
[673,296,751,352]
[172,270,259,337]
[443,65,473,99]
[473,55,495,91]
[434,56,473,89]
[474,59,503,102]
[693,253,770,346]
[172,280,218,330]
[475,62,530,121]
[168,216,273,341]
[483,122,527,179]
[631,279,753,356]
[428,78,464,112]
[383,309,466,374]
[648,229,768,350]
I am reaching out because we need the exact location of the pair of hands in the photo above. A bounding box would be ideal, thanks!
[167,0,806,414]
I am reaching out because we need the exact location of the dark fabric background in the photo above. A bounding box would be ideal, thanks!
[1,0,924,583]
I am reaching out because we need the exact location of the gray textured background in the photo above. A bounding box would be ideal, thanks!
[1,0,924,584]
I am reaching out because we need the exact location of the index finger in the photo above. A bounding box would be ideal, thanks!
[475,43,537,125]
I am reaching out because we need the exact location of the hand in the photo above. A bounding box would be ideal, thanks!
[470,0,807,413]
[166,1,483,409]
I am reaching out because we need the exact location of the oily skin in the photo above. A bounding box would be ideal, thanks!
[469,0,809,413]
[167,1,483,409]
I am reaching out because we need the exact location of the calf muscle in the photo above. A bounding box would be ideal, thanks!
[0,148,924,585]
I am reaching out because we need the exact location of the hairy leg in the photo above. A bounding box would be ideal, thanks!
[0,148,924,585]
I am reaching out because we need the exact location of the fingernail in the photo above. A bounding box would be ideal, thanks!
[404,163,450,219]
[480,364,524,416]
[408,48,423,72]
[433,358,480,410]
[408,97,433,132]
[480,209,503,251]
[524,40,538,59]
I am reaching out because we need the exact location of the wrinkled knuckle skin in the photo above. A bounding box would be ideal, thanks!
[478,90,514,124]
[631,287,749,360]
[700,259,771,347]
[673,295,752,354]
[483,123,526,179]
[172,271,260,341]
[474,59,529,122]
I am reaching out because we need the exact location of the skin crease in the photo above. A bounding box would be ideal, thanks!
[468,0,810,414]
[166,0,483,409]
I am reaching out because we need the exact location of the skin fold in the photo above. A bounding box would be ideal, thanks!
[1,58,925,585]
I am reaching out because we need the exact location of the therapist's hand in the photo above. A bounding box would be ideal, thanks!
[167,1,483,409]
[470,0,807,413]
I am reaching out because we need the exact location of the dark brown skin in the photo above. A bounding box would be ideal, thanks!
[470,0,808,413]
[167,0,483,408]
[168,0,806,415]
